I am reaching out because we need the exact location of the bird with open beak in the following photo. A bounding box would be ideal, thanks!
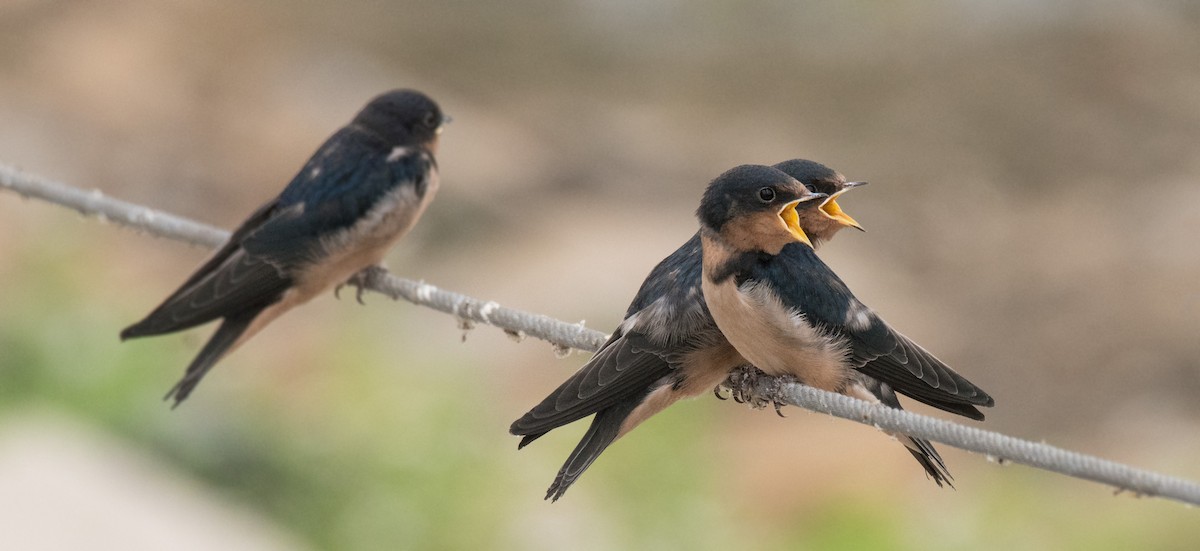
[699,164,994,486]
[511,161,867,500]
[121,89,449,406]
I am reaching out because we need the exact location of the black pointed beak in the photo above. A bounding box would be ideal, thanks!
[794,192,829,205]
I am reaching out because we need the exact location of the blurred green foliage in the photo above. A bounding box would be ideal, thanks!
[2,220,1199,550]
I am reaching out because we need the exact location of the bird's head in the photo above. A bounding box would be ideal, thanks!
[353,89,449,150]
[697,164,828,254]
[773,159,866,247]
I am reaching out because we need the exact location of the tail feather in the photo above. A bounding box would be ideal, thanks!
[544,398,640,502]
[866,378,954,487]
[898,434,953,488]
[164,311,256,407]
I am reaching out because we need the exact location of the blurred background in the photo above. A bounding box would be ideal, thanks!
[2,0,1200,549]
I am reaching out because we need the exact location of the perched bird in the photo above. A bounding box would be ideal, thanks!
[510,161,863,501]
[699,164,994,485]
[121,89,448,406]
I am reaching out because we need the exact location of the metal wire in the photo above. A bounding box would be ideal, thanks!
[5,161,1199,507]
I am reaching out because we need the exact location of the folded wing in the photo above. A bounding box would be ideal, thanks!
[763,243,994,419]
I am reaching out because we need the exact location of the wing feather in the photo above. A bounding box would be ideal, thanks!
[762,243,994,418]
[512,237,708,437]
[121,200,287,338]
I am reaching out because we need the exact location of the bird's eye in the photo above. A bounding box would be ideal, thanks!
[757,187,776,202]
[422,111,439,127]
[804,183,817,192]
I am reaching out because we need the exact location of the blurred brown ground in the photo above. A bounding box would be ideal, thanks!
[2,1,1199,548]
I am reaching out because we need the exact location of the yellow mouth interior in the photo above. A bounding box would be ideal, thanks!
[820,196,863,230]
[780,201,813,246]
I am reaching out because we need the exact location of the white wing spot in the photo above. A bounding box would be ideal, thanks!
[387,146,412,163]
[846,303,872,331]
[310,167,321,178]
[618,312,640,333]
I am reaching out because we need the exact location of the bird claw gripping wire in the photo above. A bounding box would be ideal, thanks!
[720,365,789,417]
[335,265,388,304]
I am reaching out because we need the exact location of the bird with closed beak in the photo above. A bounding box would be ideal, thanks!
[699,164,994,486]
[511,161,866,500]
[121,89,449,406]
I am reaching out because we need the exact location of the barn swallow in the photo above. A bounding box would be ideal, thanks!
[121,89,448,406]
[510,161,863,501]
[699,165,994,485]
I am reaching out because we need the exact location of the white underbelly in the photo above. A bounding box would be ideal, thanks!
[702,276,850,392]
[296,177,438,299]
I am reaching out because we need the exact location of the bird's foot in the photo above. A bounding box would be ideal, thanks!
[722,365,766,405]
[761,375,790,418]
[721,365,789,417]
[335,265,387,304]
